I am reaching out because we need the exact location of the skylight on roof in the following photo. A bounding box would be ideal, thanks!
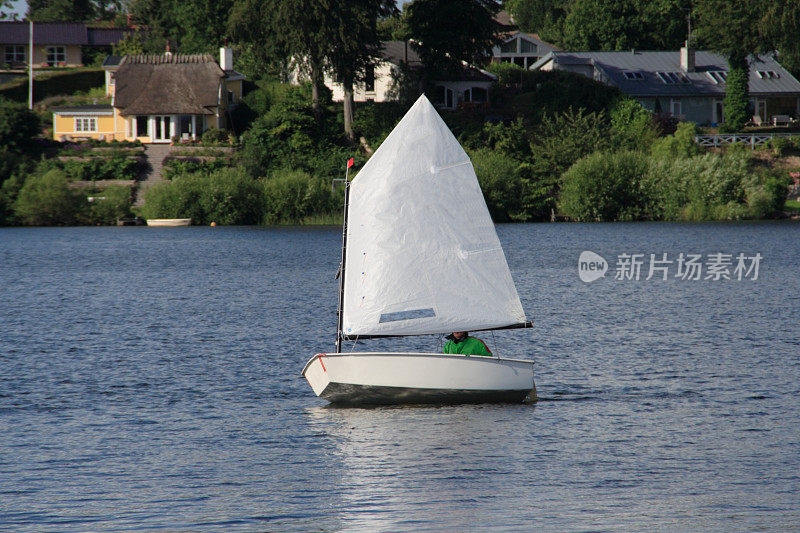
[656,71,690,84]
[623,71,644,80]
[756,70,780,79]
[708,71,727,84]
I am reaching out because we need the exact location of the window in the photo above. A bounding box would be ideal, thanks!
[623,71,644,80]
[46,46,66,67]
[708,71,727,84]
[364,65,375,92]
[75,117,97,132]
[670,99,682,118]
[500,39,517,54]
[756,70,779,79]
[136,116,148,137]
[520,39,537,54]
[656,71,690,84]
[464,86,488,103]
[108,73,115,86]
[4,45,25,63]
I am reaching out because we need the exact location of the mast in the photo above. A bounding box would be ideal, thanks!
[335,179,350,353]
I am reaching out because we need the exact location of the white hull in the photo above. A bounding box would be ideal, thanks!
[302,352,536,405]
[146,218,192,226]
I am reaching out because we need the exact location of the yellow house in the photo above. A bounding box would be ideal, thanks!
[52,47,245,143]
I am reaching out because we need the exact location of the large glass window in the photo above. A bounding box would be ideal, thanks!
[521,39,537,53]
[46,46,66,67]
[4,45,25,63]
[75,117,97,132]
[364,65,375,92]
[500,39,517,53]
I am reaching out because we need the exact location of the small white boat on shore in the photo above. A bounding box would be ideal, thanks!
[302,95,536,406]
[146,218,192,227]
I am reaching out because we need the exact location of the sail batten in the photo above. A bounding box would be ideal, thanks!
[341,95,527,338]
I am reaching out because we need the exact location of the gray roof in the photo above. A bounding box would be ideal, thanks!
[113,54,224,116]
[52,104,114,114]
[0,22,131,46]
[381,40,494,82]
[532,50,800,97]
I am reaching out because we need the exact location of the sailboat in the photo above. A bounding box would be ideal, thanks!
[302,95,536,405]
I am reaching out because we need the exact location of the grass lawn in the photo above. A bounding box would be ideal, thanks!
[785,199,800,212]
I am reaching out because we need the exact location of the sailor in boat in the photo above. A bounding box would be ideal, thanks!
[443,332,493,357]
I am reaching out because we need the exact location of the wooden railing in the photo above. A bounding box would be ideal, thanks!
[695,133,799,148]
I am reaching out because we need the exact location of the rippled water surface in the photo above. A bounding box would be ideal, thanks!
[1,223,799,531]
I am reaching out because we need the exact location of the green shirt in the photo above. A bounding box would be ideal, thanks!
[443,335,492,356]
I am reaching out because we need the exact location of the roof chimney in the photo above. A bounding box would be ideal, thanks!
[220,46,233,71]
[681,41,695,72]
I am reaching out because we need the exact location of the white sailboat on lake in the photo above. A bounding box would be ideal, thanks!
[302,95,536,405]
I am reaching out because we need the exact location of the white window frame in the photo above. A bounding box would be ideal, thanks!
[46,46,66,67]
[670,99,682,118]
[75,117,97,132]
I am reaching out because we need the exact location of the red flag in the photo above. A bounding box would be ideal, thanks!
[346,157,354,169]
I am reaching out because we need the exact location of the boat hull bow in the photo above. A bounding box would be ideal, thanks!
[302,352,536,405]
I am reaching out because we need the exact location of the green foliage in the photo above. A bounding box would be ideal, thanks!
[507,70,622,119]
[261,169,339,224]
[140,168,262,225]
[28,0,93,21]
[112,29,145,56]
[720,64,750,132]
[0,98,41,151]
[129,0,232,54]
[407,0,500,75]
[559,150,650,221]
[642,150,769,221]
[529,107,611,190]
[770,136,791,157]
[650,122,701,159]
[57,156,140,181]
[609,98,658,151]
[238,84,353,179]
[162,158,229,180]
[0,69,104,104]
[468,148,529,222]
[353,101,410,149]
[201,128,230,145]
[14,169,82,225]
[465,118,531,159]
[82,185,133,225]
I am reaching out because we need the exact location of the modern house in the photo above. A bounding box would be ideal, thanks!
[1,21,131,68]
[490,31,557,70]
[51,47,245,142]
[321,41,496,110]
[531,45,800,126]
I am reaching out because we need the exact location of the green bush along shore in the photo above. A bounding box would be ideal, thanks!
[1,66,796,226]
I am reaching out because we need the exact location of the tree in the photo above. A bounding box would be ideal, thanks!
[128,0,231,53]
[693,0,768,131]
[504,0,565,36]
[406,0,500,76]
[27,0,95,21]
[559,0,686,51]
[325,0,396,141]
[229,0,330,115]
[759,2,800,77]
[1,0,19,20]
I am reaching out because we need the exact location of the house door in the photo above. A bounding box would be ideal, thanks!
[153,116,172,142]
[714,100,724,125]
[756,100,767,122]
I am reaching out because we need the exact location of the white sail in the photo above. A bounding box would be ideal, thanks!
[341,95,527,338]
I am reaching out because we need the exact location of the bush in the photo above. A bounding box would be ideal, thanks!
[651,122,701,159]
[59,156,139,181]
[0,98,41,152]
[261,169,338,224]
[14,169,82,225]
[140,168,263,225]
[529,108,611,193]
[469,148,529,222]
[81,185,133,225]
[201,128,230,145]
[610,98,659,152]
[720,64,750,132]
[559,150,650,221]
[162,158,229,180]
[771,136,791,156]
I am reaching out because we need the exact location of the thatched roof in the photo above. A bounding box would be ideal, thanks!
[114,54,224,116]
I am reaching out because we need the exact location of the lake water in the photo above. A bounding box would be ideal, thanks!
[1,222,799,531]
